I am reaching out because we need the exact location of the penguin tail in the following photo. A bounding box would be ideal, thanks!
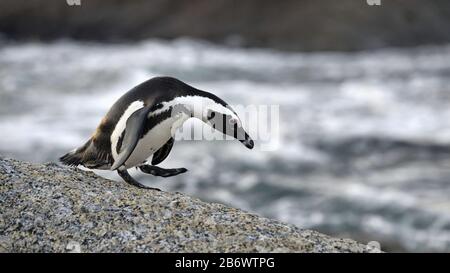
[60,139,112,169]
[59,139,92,167]
[60,150,83,166]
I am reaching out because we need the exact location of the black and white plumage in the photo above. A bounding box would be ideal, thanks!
[60,76,254,190]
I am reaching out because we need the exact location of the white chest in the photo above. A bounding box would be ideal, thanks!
[121,112,190,168]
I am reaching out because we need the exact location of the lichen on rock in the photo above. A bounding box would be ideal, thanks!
[0,157,378,253]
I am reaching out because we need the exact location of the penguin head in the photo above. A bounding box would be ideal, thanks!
[203,106,254,150]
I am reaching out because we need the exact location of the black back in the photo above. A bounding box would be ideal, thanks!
[92,76,228,162]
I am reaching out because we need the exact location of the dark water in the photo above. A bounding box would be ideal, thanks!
[1,39,450,252]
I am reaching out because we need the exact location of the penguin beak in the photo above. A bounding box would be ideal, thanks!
[240,133,254,149]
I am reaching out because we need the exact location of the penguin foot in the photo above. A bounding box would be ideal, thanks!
[139,165,188,178]
[117,169,161,191]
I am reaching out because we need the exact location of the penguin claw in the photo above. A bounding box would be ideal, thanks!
[117,169,161,191]
[159,168,187,177]
[142,186,161,191]
[139,165,188,178]
[133,183,161,191]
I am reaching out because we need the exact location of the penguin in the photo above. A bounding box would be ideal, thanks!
[60,76,254,190]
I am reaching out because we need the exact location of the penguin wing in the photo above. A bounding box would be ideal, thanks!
[111,104,154,171]
[151,137,174,165]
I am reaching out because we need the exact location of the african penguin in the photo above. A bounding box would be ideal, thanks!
[60,76,254,190]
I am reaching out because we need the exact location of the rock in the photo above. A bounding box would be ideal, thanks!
[0,157,378,252]
[1,0,450,51]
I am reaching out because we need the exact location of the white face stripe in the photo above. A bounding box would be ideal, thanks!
[110,100,145,160]
[110,96,239,165]
[149,95,238,121]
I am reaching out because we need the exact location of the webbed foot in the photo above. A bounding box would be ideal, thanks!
[117,169,161,191]
[139,165,187,178]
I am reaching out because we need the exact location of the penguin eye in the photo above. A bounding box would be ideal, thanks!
[207,111,216,120]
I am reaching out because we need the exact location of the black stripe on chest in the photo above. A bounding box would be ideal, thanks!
[115,106,174,154]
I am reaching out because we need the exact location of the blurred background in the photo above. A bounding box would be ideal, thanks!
[1,0,450,252]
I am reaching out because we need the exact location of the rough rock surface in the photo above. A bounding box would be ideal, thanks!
[0,157,377,253]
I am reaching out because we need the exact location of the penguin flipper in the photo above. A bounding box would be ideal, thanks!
[111,105,153,170]
[151,137,174,165]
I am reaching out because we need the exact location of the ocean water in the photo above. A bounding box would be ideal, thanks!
[1,39,450,252]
